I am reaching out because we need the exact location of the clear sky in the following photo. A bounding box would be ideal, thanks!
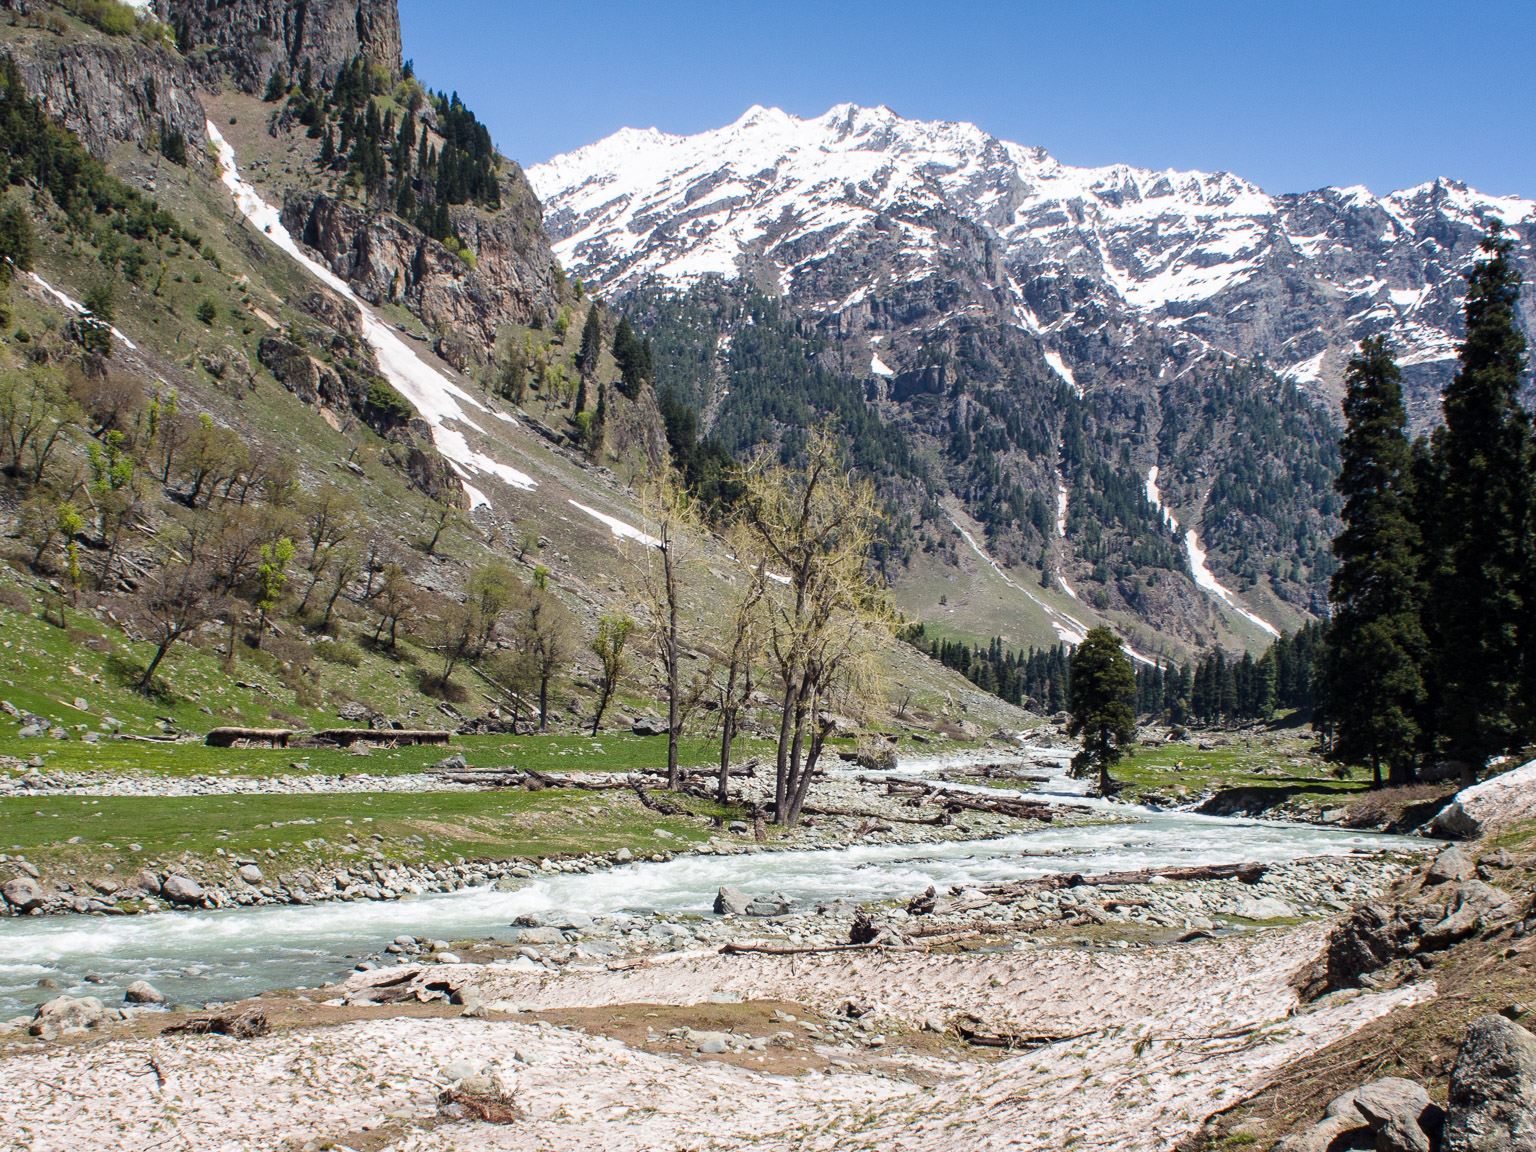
[398,0,1536,199]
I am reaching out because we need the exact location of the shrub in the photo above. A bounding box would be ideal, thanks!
[68,0,137,36]
[83,282,115,322]
[315,639,363,667]
[196,299,217,326]
[366,379,415,428]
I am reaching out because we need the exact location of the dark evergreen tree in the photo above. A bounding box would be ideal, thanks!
[1423,223,1533,784]
[577,304,603,378]
[1068,628,1137,794]
[1323,337,1427,787]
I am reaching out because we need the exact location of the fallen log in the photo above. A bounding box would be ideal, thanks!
[205,727,293,748]
[952,1015,1093,1050]
[631,784,687,816]
[720,942,881,957]
[313,728,451,747]
[800,804,950,827]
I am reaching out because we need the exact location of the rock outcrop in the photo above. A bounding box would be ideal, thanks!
[281,186,560,349]
[153,0,401,92]
[4,28,207,160]
[1430,759,1536,841]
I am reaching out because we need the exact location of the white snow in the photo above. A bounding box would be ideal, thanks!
[204,122,538,498]
[1283,351,1326,385]
[1184,528,1281,639]
[1144,466,1179,532]
[568,500,661,547]
[26,273,137,350]
[1055,482,1068,538]
[1042,350,1080,394]
[870,352,895,378]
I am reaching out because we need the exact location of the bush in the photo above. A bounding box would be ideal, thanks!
[196,299,217,326]
[315,639,363,667]
[67,0,137,36]
[365,379,415,428]
[83,282,115,322]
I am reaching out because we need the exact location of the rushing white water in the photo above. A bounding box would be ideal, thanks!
[0,752,1414,1016]
[204,123,537,501]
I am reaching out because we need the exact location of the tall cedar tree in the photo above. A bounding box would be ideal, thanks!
[1323,337,1426,787]
[1067,628,1136,795]
[1424,222,1533,784]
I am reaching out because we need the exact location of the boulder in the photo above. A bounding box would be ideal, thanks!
[237,864,263,885]
[714,886,751,916]
[1235,895,1298,920]
[745,894,792,917]
[132,870,162,895]
[2,876,44,912]
[1443,1014,1536,1152]
[1427,846,1476,885]
[433,753,470,772]
[1353,1077,1445,1152]
[124,980,167,1005]
[1430,759,1536,840]
[510,927,565,945]
[30,995,105,1035]
[160,875,206,906]
[630,717,667,737]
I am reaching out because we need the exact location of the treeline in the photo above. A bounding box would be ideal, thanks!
[912,621,1327,729]
[1324,224,1535,786]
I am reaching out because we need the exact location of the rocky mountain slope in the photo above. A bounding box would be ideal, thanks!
[531,103,1535,426]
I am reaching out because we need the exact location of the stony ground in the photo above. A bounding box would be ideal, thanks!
[0,925,1432,1152]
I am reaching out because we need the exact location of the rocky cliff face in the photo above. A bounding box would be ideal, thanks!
[281,174,560,351]
[153,0,401,93]
[1,22,207,160]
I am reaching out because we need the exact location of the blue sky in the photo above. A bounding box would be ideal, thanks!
[398,0,1536,198]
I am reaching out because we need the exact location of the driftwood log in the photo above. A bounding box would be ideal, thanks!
[313,729,451,747]
[162,1008,269,1039]
[908,861,1270,915]
[204,727,293,748]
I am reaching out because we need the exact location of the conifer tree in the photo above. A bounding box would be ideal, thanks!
[577,303,603,377]
[1424,223,1532,785]
[1067,628,1136,794]
[1323,337,1426,787]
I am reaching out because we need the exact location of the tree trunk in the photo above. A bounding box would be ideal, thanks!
[538,676,549,730]
[591,682,613,736]
[138,639,173,693]
[785,720,829,826]
[1371,754,1382,790]
[665,537,680,790]
[774,678,799,816]
[717,709,736,806]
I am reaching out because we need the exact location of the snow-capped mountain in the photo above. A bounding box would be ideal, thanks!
[530,103,1535,421]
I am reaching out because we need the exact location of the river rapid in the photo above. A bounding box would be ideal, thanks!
[0,750,1417,1017]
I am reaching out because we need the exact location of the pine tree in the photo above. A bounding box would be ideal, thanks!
[577,304,603,377]
[1323,337,1427,787]
[1067,628,1136,794]
[1424,223,1533,784]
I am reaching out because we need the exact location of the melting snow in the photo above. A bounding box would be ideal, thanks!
[1144,466,1180,532]
[27,273,137,350]
[568,500,660,547]
[870,352,894,378]
[205,122,537,497]
[1184,528,1281,639]
[1042,350,1080,394]
[1283,352,1326,385]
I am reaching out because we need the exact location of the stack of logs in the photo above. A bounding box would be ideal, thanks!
[906,861,1269,916]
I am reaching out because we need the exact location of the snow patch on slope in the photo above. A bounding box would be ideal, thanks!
[206,123,536,496]
[27,274,137,350]
[569,501,660,547]
[1184,529,1281,639]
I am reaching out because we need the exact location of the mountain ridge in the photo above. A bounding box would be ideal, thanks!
[530,102,1535,424]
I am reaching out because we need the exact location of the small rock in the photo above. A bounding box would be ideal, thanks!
[124,981,167,1005]
[433,753,469,772]
[132,870,162,895]
[436,952,461,964]
[615,848,633,863]
[30,996,105,1035]
[237,864,263,885]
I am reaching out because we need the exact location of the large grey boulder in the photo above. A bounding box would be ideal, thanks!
[236,864,263,885]
[131,869,162,896]
[2,876,44,912]
[30,996,106,1036]
[510,927,564,945]
[1443,1014,1536,1151]
[714,886,751,916]
[160,875,206,906]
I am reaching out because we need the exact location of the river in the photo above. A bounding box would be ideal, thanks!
[0,751,1416,1017]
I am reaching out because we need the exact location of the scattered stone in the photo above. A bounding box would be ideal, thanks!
[436,952,461,965]
[432,753,469,773]
[124,981,167,1005]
